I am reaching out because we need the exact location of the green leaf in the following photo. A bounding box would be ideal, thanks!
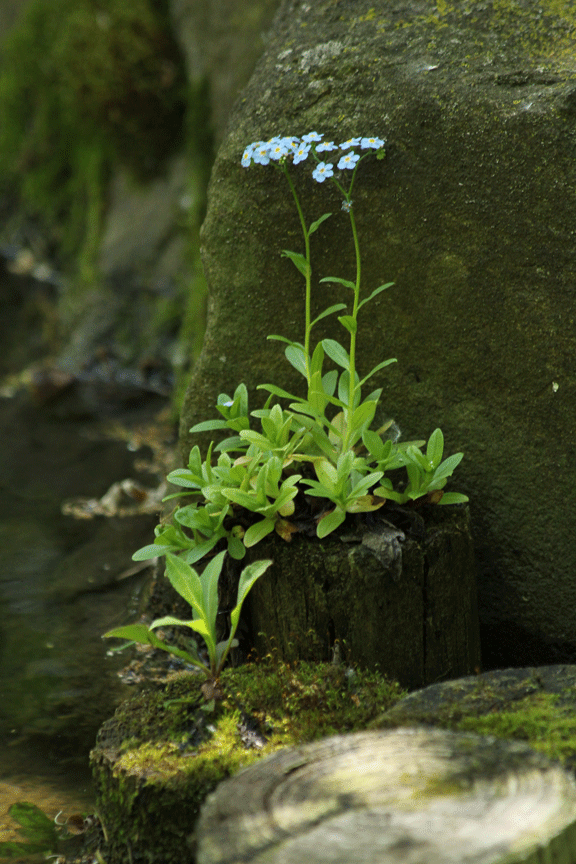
[322,369,338,397]
[132,544,174,561]
[437,492,469,505]
[200,550,227,636]
[227,535,246,559]
[310,303,347,329]
[282,249,310,278]
[7,802,57,846]
[243,518,276,547]
[351,400,378,436]
[285,344,308,377]
[358,357,397,387]
[257,383,304,402]
[433,452,464,480]
[308,212,332,234]
[362,429,384,460]
[317,507,346,538]
[189,419,229,433]
[165,552,204,612]
[357,282,394,311]
[319,276,356,290]
[426,428,444,468]
[338,314,357,335]
[103,623,205,669]
[321,339,350,370]
[221,559,272,673]
[0,839,54,857]
[183,536,221,564]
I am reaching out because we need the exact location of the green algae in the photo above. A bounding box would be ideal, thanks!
[90,657,405,863]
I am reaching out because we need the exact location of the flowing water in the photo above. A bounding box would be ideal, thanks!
[0,384,172,844]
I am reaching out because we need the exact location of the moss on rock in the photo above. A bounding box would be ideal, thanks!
[90,657,404,863]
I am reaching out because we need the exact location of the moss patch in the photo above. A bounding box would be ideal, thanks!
[375,666,576,773]
[90,657,404,863]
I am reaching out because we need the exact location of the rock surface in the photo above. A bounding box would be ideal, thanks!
[196,726,576,864]
[180,0,576,668]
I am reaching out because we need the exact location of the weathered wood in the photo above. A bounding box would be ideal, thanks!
[196,727,576,864]
[246,505,480,689]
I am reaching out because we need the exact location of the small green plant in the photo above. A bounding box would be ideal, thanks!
[104,552,271,687]
[106,132,467,687]
[134,132,468,563]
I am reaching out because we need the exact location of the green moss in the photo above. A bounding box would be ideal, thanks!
[91,658,405,863]
[456,691,576,766]
[0,0,187,272]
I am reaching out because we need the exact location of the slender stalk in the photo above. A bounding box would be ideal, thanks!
[282,163,312,384]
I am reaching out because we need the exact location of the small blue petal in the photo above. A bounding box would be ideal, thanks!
[293,143,311,164]
[360,136,385,149]
[302,131,323,143]
[316,141,337,152]
[312,161,334,182]
[339,137,361,150]
[337,151,360,170]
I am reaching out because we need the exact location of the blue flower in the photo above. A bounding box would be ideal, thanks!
[337,151,360,170]
[316,141,337,152]
[360,136,385,149]
[293,143,311,164]
[339,137,361,150]
[280,136,300,153]
[302,131,323,143]
[268,138,289,160]
[241,144,255,167]
[312,162,334,183]
[253,142,272,165]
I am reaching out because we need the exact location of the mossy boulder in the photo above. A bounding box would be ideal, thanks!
[375,663,576,771]
[180,0,576,668]
[90,659,404,864]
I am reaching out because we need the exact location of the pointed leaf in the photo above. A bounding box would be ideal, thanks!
[132,544,174,561]
[165,552,204,612]
[322,339,350,370]
[319,276,356,290]
[357,282,394,311]
[285,344,308,377]
[308,212,332,234]
[310,303,347,329]
[317,507,346,538]
[432,452,464,480]
[243,518,276,547]
[426,428,444,468]
[200,550,226,634]
[189,419,229,433]
[437,491,469,505]
[282,249,310,278]
[358,357,397,387]
[338,314,357,335]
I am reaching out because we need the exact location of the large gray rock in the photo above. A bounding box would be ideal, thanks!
[180,0,576,668]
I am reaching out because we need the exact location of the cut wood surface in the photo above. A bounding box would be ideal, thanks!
[196,727,576,864]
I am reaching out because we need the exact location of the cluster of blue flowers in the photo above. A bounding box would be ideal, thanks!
[241,132,385,183]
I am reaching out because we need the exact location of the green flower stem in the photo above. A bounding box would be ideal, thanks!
[282,163,312,384]
[344,205,362,450]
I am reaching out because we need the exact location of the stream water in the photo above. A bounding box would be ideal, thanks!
[0,383,173,845]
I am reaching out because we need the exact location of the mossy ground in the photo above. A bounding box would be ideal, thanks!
[90,654,405,863]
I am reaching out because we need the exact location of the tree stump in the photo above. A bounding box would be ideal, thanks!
[195,727,576,864]
[246,504,479,689]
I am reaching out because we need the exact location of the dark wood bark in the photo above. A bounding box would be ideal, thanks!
[246,505,480,689]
